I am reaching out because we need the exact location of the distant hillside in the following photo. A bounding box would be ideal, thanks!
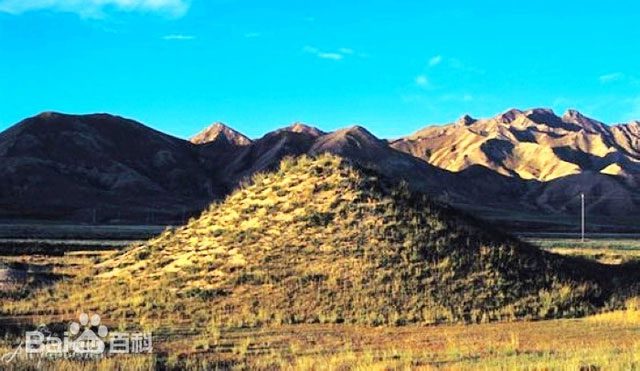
[391,108,640,182]
[196,124,458,198]
[0,112,222,223]
[27,155,637,329]
[389,109,640,229]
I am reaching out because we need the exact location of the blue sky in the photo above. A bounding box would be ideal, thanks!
[1,0,639,139]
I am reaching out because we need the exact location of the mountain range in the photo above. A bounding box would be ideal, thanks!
[391,108,640,181]
[0,109,638,231]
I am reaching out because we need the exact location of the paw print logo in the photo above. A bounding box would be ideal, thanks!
[69,313,109,356]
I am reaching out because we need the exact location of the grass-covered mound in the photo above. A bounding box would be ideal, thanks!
[10,155,629,330]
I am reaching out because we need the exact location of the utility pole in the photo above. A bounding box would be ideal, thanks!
[581,193,585,243]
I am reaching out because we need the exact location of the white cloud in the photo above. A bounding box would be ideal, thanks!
[429,56,485,74]
[415,75,429,87]
[428,55,442,67]
[553,97,573,107]
[317,52,342,60]
[244,32,261,38]
[304,45,356,61]
[599,72,624,84]
[0,0,190,18]
[163,34,194,40]
[440,93,474,102]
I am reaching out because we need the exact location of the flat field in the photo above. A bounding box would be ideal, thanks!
[0,235,639,370]
[526,236,640,264]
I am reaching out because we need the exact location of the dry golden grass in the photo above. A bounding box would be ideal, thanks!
[1,236,640,368]
[4,314,640,369]
[530,237,640,264]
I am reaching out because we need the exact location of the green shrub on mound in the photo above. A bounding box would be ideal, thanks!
[15,155,633,329]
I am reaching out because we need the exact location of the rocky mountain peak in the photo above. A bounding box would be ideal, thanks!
[190,122,252,146]
[36,111,60,119]
[456,114,477,126]
[277,122,326,137]
[343,125,380,141]
[562,109,586,121]
[561,109,607,132]
[497,109,524,124]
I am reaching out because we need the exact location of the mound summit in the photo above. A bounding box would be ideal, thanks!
[30,155,632,329]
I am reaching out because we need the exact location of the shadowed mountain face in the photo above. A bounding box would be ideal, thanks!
[0,112,222,223]
[198,125,497,202]
[0,110,639,231]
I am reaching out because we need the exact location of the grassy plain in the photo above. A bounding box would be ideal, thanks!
[1,311,640,369]
[528,237,640,264]
[0,236,639,369]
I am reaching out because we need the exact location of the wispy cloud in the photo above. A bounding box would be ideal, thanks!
[412,55,482,90]
[440,93,474,102]
[0,0,190,18]
[408,55,484,105]
[244,32,261,38]
[163,34,195,41]
[304,46,359,61]
[415,75,430,88]
[553,97,573,107]
[428,55,442,67]
[599,72,625,84]
[318,53,342,60]
[427,55,484,74]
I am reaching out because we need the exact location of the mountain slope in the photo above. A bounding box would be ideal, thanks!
[217,129,318,183]
[309,126,457,194]
[0,112,222,223]
[32,155,632,329]
[198,125,458,198]
[276,123,326,137]
[391,108,640,181]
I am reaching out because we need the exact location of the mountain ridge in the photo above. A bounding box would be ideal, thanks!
[391,107,640,182]
[1,110,639,231]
